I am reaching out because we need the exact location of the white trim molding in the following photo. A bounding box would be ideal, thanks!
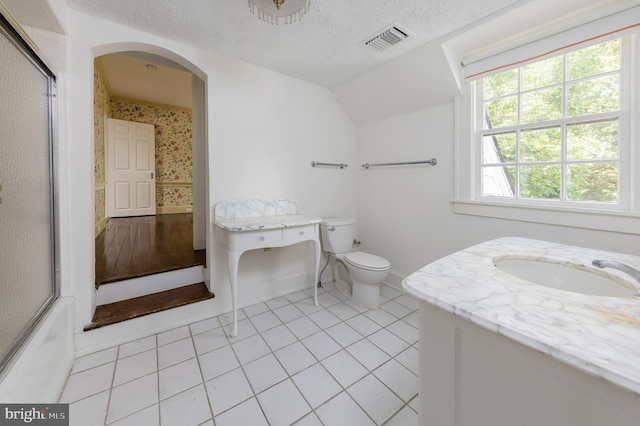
[453,199,640,235]
[157,206,193,214]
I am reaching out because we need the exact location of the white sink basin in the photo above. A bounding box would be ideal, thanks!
[493,257,638,297]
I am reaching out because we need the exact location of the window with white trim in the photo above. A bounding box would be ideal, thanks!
[475,37,628,209]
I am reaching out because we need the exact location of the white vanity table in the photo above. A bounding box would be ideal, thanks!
[214,199,322,337]
[403,237,640,426]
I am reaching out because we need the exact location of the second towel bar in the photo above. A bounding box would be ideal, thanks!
[362,158,437,169]
[311,161,348,169]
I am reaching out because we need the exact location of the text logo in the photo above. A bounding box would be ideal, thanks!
[0,404,68,425]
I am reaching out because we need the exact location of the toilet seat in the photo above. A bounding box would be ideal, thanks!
[345,252,390,271]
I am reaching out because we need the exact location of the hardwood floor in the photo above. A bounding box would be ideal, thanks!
[85,283,213,331]
[91,213,212,329]
[95,213,206,287]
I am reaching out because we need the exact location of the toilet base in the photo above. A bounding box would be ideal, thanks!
[330,254,386,309]
[352,282,381,309]
[334,278,351,298]
[332,260,352,298]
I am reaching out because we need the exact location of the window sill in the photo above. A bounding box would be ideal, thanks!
[452,199,640,235]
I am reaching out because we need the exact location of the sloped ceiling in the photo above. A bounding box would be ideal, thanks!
[332,42,460,124]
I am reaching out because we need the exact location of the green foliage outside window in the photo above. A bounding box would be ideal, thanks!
[480,39,621,203]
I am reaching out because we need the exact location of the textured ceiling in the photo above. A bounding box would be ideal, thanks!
[98,54,194,108]
[64,0,523,88]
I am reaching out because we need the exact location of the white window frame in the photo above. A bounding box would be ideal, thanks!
[453,33,640,235]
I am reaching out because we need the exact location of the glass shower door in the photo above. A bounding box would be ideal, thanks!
[0,14,57,373]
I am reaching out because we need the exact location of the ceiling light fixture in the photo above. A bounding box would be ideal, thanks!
[248,0,310,25]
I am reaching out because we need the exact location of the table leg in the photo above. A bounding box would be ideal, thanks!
[227,250,242,337]
[313,238,321,306]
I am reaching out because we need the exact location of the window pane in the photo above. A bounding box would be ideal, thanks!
[520,127,561,162]
[567,120,618,160]
[482,133,516,164]
[568,39,620,80]
[567,162,618,202]
[568,74,619,117]
[522,56,563,90]
[520,165,561,199]
[485,95,518,129]
[478,37,623,207]
[521,86,562,124]
[484,69,519,99]
[482,166,515,197]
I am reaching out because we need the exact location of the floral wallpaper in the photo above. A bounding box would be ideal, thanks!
[94,61,110,234]
[156,186,193,208]
[110,98,192,181]
[109,97,193,209]
[93,65,193,234]
[94,189,105,227]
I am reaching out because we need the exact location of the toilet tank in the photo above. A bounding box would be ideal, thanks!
[320,218,356,254]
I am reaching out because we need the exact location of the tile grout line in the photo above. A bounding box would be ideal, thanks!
[323,290,414,425]
[229,325,288,424]
[155,334,161,426]
[188,321,217,426]
[109,343,160,424]
[65,285,419,425]
[260,291,345,424]
[103,345,119,425]
[240,286,414,424]
[222,288,334,422]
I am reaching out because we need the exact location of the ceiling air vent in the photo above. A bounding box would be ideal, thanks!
[364,24,412,52]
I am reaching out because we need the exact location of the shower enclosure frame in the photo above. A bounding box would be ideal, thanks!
[0,6,59,376]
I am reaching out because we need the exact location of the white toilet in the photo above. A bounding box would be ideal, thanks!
[320,218,390,309]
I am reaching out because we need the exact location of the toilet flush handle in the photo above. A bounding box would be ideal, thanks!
[327,226,336,231]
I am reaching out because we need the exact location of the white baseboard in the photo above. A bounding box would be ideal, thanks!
[383,269,407,293]
[156,206,192,214]
[96,266,205,305]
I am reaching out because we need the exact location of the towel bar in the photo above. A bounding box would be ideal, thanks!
[362,158,437,169]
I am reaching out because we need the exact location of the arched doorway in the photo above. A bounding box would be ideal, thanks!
[89,45,209,328]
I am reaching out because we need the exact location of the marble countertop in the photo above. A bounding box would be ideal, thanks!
[214,215,322,232]
[213,198,322,231]
[402,237,640,394]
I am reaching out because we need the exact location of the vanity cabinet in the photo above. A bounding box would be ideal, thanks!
[418,302,640,426]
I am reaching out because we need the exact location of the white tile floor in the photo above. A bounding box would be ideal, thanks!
[60,283,420,426]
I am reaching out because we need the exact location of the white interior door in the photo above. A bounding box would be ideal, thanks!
[106,118,156,217]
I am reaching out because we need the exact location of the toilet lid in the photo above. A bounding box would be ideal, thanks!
[345,252,390,271]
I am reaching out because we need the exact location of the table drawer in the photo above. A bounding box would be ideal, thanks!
[239,229,283,247]
[282,224,316,241]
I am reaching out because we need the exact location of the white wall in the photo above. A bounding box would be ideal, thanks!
[206,62,357,307]
[356,102,640,284]
[356,103,456,281]
[49,4,357,336]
